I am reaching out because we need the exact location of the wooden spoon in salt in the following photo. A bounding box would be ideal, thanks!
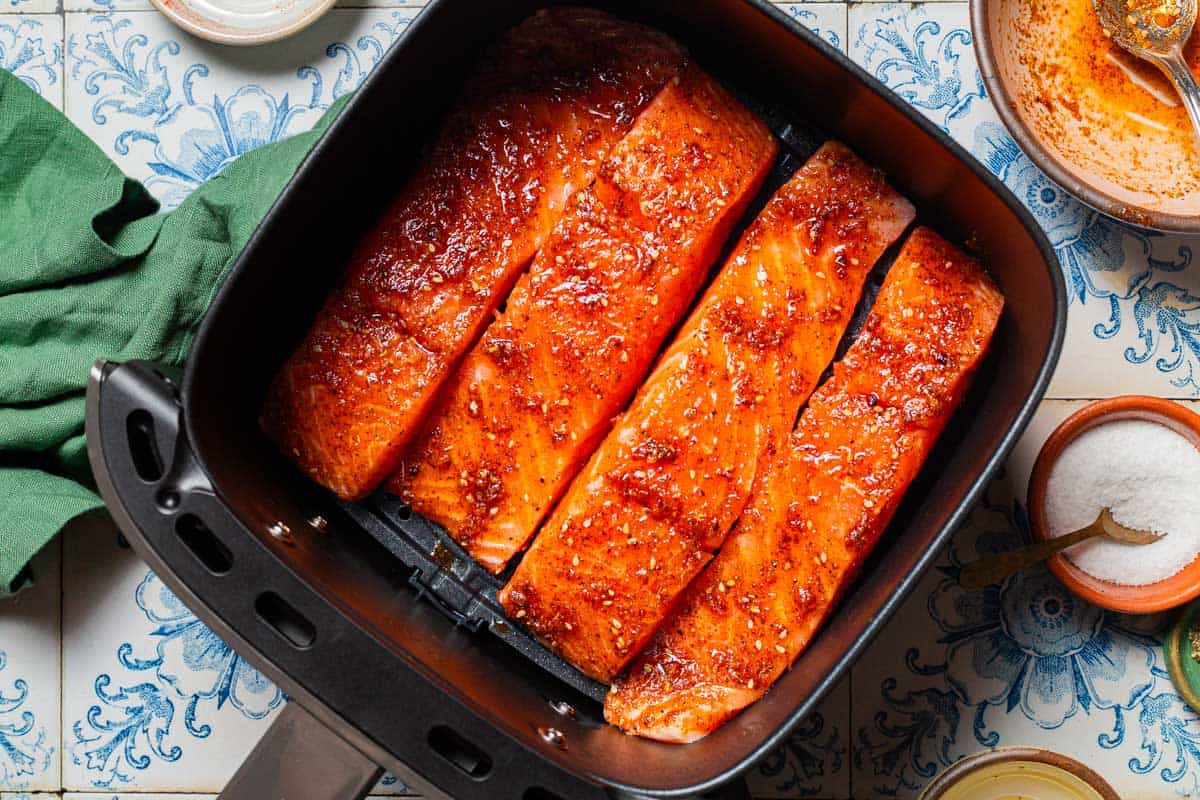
[958,508,1164,591]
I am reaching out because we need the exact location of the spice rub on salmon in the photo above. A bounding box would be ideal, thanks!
[498,143,915,682]
[605,228,1003,742]
[390,66,778,573]
[260,8,688,500]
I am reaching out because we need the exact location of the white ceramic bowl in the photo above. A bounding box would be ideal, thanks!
[151,0,339,46]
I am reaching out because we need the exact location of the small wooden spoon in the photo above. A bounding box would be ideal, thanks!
[958,508,1164,591]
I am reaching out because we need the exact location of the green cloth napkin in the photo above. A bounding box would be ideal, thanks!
[0,68,350,596]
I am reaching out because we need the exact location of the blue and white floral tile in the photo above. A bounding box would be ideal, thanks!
[331,0,423,11]
[746,677,849,799]
[2,15,63,105]
[851,399,1200,799]
[60,515,411,796]
[372,773,414,796]
[0,0,58,19]
[850,2,1200,401]
[2,794,60,799]
[0,540,61,793]
[62,514,285,792]
[774,3,846,51]
[63,9,412,209]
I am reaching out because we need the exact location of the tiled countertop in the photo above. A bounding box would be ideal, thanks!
[4,1,1200,797]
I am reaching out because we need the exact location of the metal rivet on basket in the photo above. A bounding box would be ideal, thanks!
[308,515,328,532]
[267,521,293,544]
[537,726,567,751]
[548,700,576,719]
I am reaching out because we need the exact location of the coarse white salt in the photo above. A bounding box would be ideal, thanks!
[1044,418,1200,586]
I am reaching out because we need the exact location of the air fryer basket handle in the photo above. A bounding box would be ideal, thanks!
[219,702,382,800]
[85,359,749,800]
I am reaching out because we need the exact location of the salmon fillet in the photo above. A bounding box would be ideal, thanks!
[498,143,916,681]
[605,227,1003,741]
[390,66,777,573]
[261,8,688,499]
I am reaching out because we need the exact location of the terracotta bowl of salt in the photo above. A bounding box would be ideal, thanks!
[1028,396,1200,613]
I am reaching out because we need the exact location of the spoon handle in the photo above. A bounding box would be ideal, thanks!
[957,520,1104,591]
[1156,52,1200,146]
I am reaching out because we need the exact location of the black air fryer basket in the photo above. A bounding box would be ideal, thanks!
[84,1,1067,798]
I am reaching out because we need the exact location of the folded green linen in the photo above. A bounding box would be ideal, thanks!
[0,68,349,595]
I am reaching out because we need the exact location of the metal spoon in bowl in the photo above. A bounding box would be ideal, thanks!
[1096,0,1200,146]
[958,507,1164,591]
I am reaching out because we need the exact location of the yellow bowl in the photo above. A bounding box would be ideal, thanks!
[919,747,1119,800]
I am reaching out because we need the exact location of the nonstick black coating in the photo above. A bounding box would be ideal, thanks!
[110,0,1066,796]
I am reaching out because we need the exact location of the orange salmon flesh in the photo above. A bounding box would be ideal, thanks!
[392,66,777,573]
[499,142,916,681]
[604,227,1003,742]
[261,8,688,500]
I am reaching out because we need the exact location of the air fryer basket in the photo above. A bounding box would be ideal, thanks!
[84,1,1066,798]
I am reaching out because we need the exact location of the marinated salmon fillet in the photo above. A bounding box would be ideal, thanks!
[390,66,777,573]
[261,9,688,499]
[498,143,915,682]
[605,228,1003,741]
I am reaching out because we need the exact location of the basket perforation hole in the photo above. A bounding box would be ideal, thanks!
[427,726,492,780]
[126,410,164,482]
[175,514,232,575]
[255,592,315,649]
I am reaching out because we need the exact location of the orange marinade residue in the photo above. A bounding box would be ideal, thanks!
[1006,0,1200,213]
[1126,0,1182,30]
